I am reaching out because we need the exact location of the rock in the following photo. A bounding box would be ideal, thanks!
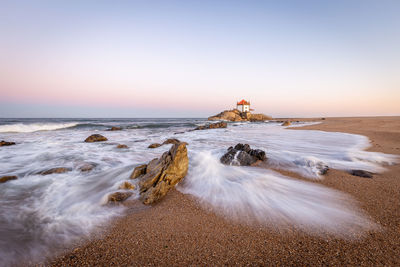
[318,164,329,175]
[107,191,133,203]
[148,143,162,148]
[39,167,72,175]
[130,164,147,179]
[135,142,188,204]
[195,122,227,130]
[220,143,266,166]
[208,109,272,122]
[85,134,108,143]
[282,121,291,126]
[163,138,181,145]
[119,181,135,190]
[79,163,97,172]
[248,113,272,122]
[116,144,128,149]
[349,170,373,178]
[0,175,18,184]
[0,140,16,147]
[107,126,122,131]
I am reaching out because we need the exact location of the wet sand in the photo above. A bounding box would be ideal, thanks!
[49,117,400,266]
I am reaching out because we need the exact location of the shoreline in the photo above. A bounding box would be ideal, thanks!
[48,117,400,266]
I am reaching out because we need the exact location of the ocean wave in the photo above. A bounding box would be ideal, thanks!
[0,123,79,133]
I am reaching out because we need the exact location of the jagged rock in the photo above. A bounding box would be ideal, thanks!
[107,191,133,203]
[85,134,108,143]
[79,163,97,172]
[349,170,373,178]
[0,176,17,183]
[220,143,266,166]
[39,167,72,175]
[119,181,135,190]
[0,141,16,147]
[195,122,227,130]
[282,121,291,126]
[116,144,128,149]
[130,164,147,179]
[163,138,180,145]
[108,126,122,131]
[135,142,188,204]
[148,143,162,148]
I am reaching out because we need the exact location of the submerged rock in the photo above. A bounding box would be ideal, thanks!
[135,142,188,205]
[119,181,135,190]
[79,163,97,172]
[85,134,108,143]
[39,167,72,175]
[0,140,16,147]
[130,164,147,179]
[349,170,373,178]
[107,126,122,131]
[148,143,162,148]
[282,121,291,126]
[220,143,266,166]
[107,191,133,203]
[0,175,18,184]
[116,144,128,149]
[195,122,227,130]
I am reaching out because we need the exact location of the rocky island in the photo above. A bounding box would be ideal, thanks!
[208,99,272,122]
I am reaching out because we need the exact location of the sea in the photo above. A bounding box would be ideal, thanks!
[0,118,398,266]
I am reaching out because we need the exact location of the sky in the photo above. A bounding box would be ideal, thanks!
[0,0,399,118]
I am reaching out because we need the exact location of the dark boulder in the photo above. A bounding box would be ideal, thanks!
[0,141,16,147]
[349,170,373,178]
[85,134,108,143]
[220,144,266,166]
[0,175,18,184]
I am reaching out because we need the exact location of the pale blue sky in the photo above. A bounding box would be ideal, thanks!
[1,0,399,117]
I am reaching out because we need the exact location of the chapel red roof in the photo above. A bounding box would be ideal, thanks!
[237,99,250,105]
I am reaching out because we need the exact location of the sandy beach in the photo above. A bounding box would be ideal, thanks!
[47,117,400,266]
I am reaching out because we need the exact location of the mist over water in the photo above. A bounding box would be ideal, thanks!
[0,118,397,266]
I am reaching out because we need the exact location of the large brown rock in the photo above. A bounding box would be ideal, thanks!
[162,138,180,145]
[85,134,108,142]
[135,142,189,204]
[195,122,227,130]
[0,175,18,184]
[79,163,97,172]
[282,121,291,126]
[148,143,162,148]
[39,167,72,175]
[0,141,16,147]
[116,144,128,149]
[119,181,135,190]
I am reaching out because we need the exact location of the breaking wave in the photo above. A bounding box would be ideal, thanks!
[0,123,78,133]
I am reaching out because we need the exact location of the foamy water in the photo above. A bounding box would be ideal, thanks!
[0,118,397,265]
